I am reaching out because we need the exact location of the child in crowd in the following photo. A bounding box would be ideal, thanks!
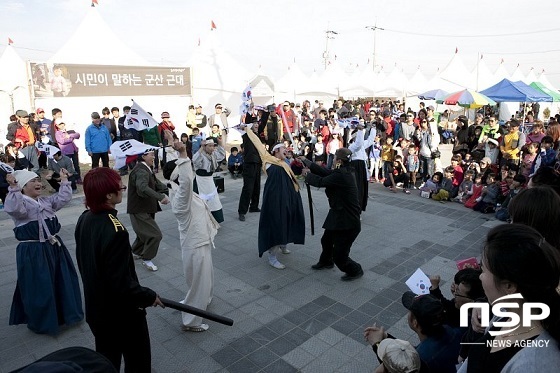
[453,170,474,203]
[285,150,295,165]
[484,138,500,165]
[368,134,382,182]
[419,172,442,198]
[464,174,484,208]
[526,120,545,144]
[313,134,326,165]
[227,146,244,179]
[473,173,500,213]
[406,144,419,188]
[521,142,538,179]
[532,135,557,174]
[190,127,203,155]
[462,153,475,171]
[450,154,464,198]
[432,166,454,202]
[383,155,411,194]
[380,137,395,182]
[495,174,526,221]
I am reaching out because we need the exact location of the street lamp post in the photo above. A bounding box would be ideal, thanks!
[323,30,338,70]
[365,23,384,72]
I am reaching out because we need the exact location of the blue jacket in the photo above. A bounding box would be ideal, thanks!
[85,123,112,153]
[228,153,243,167]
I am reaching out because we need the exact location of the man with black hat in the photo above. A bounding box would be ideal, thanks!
[127,148,170,271]
[6,109,40,172]
[401,291,462,373]
[85,112,112,168]
[300,147,364,281]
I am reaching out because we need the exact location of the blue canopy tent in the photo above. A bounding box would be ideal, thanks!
[480,78,552,102]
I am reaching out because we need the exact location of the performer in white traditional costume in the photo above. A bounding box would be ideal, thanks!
[192,137,226,223]
[163,131,219,332]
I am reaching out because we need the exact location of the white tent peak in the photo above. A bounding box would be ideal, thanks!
[49,7,148,66]
[0,45,27,92]
[438,53,471,89]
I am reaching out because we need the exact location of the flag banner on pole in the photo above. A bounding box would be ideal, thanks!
[35,142,61,159]
[110,139,159,170]
[124,101,159,130]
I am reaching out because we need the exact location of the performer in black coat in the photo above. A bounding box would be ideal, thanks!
[301,148,364,281]
[238,123,263,221]
[75,167,163,373]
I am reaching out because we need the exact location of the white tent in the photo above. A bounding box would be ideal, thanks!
[376,66,407,98]
[406,68,429,96]
[339,65,375,98]
[319,61,347,97]
[510,66,526,82]
[248,74,275,106]
[0,45,32,143]
[296,70,338,103]
[438,52,472,89]
[538,71,558,91]
[275,62,309,102]
[49,8,147,66]
[524,68,538,85]
[493,62,510,87]
[469,57,496,90]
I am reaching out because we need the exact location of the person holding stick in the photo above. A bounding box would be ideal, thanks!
[162,130,220,332]
[75,167,164,373]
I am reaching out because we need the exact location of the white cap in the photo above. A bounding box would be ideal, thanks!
[377,339,421,373]
[13,170,39,189]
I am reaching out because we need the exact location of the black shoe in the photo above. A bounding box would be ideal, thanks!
[249,207,261,213]
[341,269,364,281]
[238,214,246,221]
[311,262,334,270]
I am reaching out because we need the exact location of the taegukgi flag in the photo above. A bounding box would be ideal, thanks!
[35,142,62,159]
[124,100,159,130]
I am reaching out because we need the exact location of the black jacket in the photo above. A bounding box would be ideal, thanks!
[241,132,262,164]
[305,163,361,230]
[75,209,156,332]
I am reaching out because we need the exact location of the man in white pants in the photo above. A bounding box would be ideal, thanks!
[163,131,219,332]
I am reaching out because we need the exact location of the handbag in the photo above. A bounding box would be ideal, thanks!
[430,149,441,159]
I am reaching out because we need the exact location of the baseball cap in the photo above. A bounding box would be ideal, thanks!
[402,291,444,331]
[91,112,100,119]
[427,105,435,111]
[377,339,421,373]
[16,109,29,117]
[335,148,352,161]
[36,108,45,114]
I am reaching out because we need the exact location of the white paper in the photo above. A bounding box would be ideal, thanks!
[405,268,431,295]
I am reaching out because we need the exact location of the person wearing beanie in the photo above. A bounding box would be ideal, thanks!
[4,169,83,335]
[301,147,364,281]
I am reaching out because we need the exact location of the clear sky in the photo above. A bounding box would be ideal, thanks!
[3,0,560,88]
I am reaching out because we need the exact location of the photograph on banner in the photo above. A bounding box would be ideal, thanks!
[30,63,191,97]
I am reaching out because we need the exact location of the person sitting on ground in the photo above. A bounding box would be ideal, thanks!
[432,167,454,202]
[419,171,442,197]
[227,146,243,179]
[368,337,423,373]
[454,170,474,203]
[429,268,484,329]
[484,138,500,166]
[473,173,500,213]
[383,155,411,194]
[464,174,484,209]
[495,174,526,221]
[531,135,557,175]
[520,142,538,180]
[46,150,78,193]
[450,154,464,198]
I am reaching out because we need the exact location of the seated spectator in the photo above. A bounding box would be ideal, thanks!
[458,224,560,372]
[383,155,411,194]
[429,268,484,329]
[473,173,499,213]
[450,154,464,198]
[46,150,77,192]
[453,170,474,203]
[227,146,243,179]
[526,120,545,144]
[419,171,442,197]
[484,138,500,166]
[495,174,525,221]
[432,167,454,202]
[528,166,560,195]
[464,174,484,209]
[367,336,423,373]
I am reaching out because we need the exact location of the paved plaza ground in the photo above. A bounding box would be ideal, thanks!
[0,150,501,372]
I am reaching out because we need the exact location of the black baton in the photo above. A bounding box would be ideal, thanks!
[160,298,234,326]
[306,183,315,235]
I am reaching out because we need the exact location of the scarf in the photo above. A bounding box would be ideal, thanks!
[246,129,299,192]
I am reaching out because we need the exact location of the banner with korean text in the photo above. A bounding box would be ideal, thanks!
[30,63,191,97]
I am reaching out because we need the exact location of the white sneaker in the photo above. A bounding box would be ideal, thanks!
[142,260,158,271]
[268,257,286,269]
[280,246,291,254]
